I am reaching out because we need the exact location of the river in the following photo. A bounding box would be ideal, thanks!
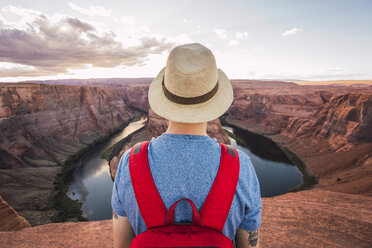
[67,119,303,220]
[223,126,303,197]
[67,117,147,220]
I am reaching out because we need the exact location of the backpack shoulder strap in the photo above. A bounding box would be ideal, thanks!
[199,143,240,232]
[129,141,167,229]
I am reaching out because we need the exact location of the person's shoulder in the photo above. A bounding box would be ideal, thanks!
[235,148,253,168]
[234,148,257,180]
[117,141,150,172]
[114,147,132,181]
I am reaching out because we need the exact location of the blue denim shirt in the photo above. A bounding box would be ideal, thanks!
[112,133,262,240]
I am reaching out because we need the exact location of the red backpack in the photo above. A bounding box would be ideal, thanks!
[129,141,240,247]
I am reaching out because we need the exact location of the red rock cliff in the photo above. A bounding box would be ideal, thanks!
[226,80,372,196]
[0,83,135,225]
[278,93,372,195]
[0,196,30,231]
[0,83,134,169]
[117,85,149,113]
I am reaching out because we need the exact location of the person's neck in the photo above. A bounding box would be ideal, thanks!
[165,121,208,136]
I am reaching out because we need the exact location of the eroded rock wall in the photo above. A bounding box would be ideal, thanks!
[226,81,372,195]
[0,83,135,225]
[117,85,149,113]
[0,83,134,168]
[277,93,372,195]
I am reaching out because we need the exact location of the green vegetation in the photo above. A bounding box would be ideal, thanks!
[48,140,104,222]
[101,108,148,162]
[101,124,146,162]
[49,163,87,222]
[101,145,114,161]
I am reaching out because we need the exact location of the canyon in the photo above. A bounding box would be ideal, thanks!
[0,83,135,225]
[0,79,371,247]
[227,80,372,196]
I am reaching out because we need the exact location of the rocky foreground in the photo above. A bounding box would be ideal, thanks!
[0,189,370,248]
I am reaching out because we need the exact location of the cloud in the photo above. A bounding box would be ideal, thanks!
[236,31,248,39]
[214,28,227,39]
[120,16,135,26]
[228,39,239,46]
[282,28,303,37]
[68,2,112,17]
[0,63,60,77]
[0,6,174,77]
[215,29,249,46]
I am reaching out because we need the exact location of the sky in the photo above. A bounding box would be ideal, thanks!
[0,0,371,82]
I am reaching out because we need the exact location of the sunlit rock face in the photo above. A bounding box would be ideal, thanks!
[260,189,372,248]
[0,196,31,231]
[226,80,372,196]
[282,93,372,148]
[0,83,134,169]
[278,93,372,196]
[227,81,327,134]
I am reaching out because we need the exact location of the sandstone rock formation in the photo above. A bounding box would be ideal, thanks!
[117,85,149,113]
[0,190,370,248]
[260,189,372,247]
[282,93,372,148]
[226,80,372,196]
[0,196,30,231]
[228,80,369,135]
[277,93,372,196]
[0,83,135,225]
[0,83,134,169]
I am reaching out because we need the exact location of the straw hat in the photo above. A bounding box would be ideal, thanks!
[148,43,233,123]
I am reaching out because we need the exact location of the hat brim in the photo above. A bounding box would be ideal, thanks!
[148,67,233,123]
